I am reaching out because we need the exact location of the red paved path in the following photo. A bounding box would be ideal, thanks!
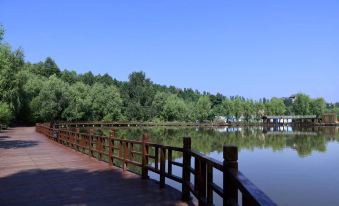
[0,127,187,206]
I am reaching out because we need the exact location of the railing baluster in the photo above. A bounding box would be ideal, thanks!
[200,159,207,205]
[89,128,94,157]
[160,147,166,188]
[195,157,201,193]
[130,143,134,162]
[98,137,102,161]
[119,140,123,162]
[182,137,191,201]
[109,129,115,166]
[207,163,213,205]
[142,133,149,179]
[168,149,172,176]
[155,146,159,171]
[124,142,128,171]
[67,129,71,146]
[75,128,80,150]
[242,194,252,206]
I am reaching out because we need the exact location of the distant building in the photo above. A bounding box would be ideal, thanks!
[214,116,227,124]
[262,115,316,124]
[226,116,237,123]
[281,95,296,104]
[289,95,296,103]
[322,112,337,124]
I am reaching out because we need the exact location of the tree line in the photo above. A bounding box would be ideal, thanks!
[0,25,338,125]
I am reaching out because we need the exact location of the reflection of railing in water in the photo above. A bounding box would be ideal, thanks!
[265,131,317,136]
[215,125,338,136]
[36,123,276,206]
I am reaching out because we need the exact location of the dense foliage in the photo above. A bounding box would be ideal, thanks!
[0,25,338,125]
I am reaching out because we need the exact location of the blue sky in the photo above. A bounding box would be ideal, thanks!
[1,0,338,102]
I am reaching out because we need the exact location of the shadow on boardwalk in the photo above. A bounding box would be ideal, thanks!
[0,168,185,206]
[0,138,39,149]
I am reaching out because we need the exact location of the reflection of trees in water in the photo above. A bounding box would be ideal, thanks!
[285,135,327,156]
[81,126,338,158]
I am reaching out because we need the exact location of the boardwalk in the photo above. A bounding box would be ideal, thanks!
[0,127,187,206]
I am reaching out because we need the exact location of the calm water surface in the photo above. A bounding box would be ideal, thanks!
[97,126,339,206]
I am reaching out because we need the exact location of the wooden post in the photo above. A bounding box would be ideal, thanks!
[59,130,62,143]
[223,146,238,206]
[182,137,191,201]
[242,195,252,206]
[123,142,128,171]
[57,127,61,143]
[194,157,201,192]
[109,129,115,166]
[207,163,213,205]
[97,137,102,161]
[168,149,172,176]
[130,143,134,162]
[160,147,166,188]
[155,147,159,170]
[200,160,207,205]
[142,133,149,179]
[76,128,80,150]
[89,128,94,157]
[49,123,53,139]
[119,140,123,162]
[67,128,71,146]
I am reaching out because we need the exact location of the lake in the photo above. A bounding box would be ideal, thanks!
[94,126,339,206]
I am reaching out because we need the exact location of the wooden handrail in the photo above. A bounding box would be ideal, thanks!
[36,123,276,206]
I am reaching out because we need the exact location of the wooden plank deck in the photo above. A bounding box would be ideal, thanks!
[0,127,188,206]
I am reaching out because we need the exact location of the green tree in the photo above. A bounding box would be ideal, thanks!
[209,93,224,108]
[30,75,69,121]
[163,94,188,121]
[177,88,200,102]
[95,73,117,86]
[89,83,122,121]
[22,70,47,100]
[121,71,155,121]
[79,71,95,85]
[185,101,196,121]
[212,98,234,117]
[60,69,78,84]
[254,100,265,120]
[222,98,234,117]
[269,97,286,115]
[195,96,212,122]
[310,98,326,116]
[19,70,47,123]
[0,102,12,124]
[0,25,4,42]
[211,104,224,117]
[292,93,311,115]
[233,97,243,119]
[62,82,91,121]
[30,57,61,77]
[43,57,60,77]
[151,92,169,120]
[243,100,255,121]
[0,43,25,119]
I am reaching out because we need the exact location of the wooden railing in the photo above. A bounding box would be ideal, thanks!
[36,123,276,206]
[0,124,7,131]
